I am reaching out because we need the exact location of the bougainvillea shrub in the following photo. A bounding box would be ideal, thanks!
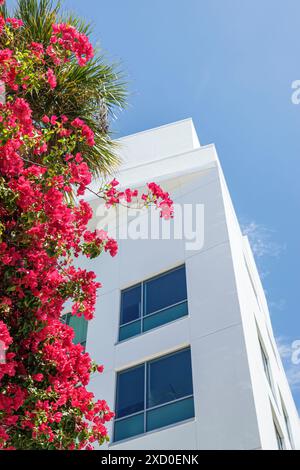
[0,0,173,449]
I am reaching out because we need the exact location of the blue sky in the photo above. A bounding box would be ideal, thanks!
[60,0,300,410]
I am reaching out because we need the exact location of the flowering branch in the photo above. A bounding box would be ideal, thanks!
[0,0,173,450]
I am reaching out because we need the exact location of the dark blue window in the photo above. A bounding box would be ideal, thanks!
[115,365,145,418]
[144,265,187,315]
[147,348,193,408]
[119,265,188,341]
[114,348,194,442]
[120,284,141,325]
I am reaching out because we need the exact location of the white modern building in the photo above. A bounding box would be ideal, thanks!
[73,119,300,450]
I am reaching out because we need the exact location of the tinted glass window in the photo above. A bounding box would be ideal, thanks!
[114,348,194,442]
[283,408,294,447]
[259,340,272,386]
[144,266,187,315]
[147,349,193,408]
[275,424,284,450]
[62,313,88,346]
[147,396,194,432]
[68,315,88,345]
[116,365,145,418]
[120,285,141,325]
[114,413,144,442]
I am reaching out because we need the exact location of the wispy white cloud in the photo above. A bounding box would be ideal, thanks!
[241,221,299,411]
[269,299,287,313]
[241,220,287,313]
[276,336,300,392]
[286,369,300,391]
[276,336,292,359]
[241,221,286,259]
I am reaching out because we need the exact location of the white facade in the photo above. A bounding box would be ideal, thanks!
[82,119,300,450]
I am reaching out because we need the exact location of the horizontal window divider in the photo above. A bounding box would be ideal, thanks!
[119,299,188,328]
[115,410,145,422]
[119,317,142,328]
[144,299,188,318]
[114,394,193,422]
[146,394,193,412]
[111,417,196,447]
[116,314,190,345]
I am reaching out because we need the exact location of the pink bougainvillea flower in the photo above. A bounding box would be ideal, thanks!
[46,68,57,89]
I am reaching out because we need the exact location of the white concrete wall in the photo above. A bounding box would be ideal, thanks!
[81,120,300,450]
[115,118,200,170]
[216,158,300,450]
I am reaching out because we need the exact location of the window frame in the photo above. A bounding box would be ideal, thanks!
[258,334,278,402]
[259,337,272,387]
[274,421,284,450]
[244,255,262,312]
[119,283,142,327]
[280,397,294,449]
[115,363,145,420]
[113,347,195,443]
[118,265,188,342]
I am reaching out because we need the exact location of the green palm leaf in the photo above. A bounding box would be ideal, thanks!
[1,0,127,176]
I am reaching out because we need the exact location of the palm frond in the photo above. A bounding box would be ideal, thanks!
[4,0,127,176]
[16,0,60,45]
